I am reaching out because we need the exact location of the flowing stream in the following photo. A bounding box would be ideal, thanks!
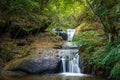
[0,29,108,80]
[0,74,107,80]
[58,29,82,75]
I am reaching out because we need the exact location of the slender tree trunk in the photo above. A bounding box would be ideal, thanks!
[85,0,118,42]
[85,0,106,30]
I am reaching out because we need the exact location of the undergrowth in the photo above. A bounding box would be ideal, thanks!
[73,29,120,80]
[90,38,120,80]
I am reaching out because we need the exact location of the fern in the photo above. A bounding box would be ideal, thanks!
[110,61,120,80]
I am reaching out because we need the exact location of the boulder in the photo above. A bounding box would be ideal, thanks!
[2,54,61,74]
[55,31,67,40]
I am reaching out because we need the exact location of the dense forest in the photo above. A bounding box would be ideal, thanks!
[0,0,120,80]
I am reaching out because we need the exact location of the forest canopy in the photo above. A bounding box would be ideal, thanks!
[0,0,120,80]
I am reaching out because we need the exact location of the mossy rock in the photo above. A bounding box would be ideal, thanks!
[2,54,61,74]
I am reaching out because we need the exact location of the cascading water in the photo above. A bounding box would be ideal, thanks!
[58,28,83,75]
[69,54,80,73]
[67,29,75,41]
[61,56,66,72]
[59,49,80,73]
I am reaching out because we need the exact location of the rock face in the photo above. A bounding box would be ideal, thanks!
[2,54,61,74]
[52,28,67,40]
[80,57,109,77]
[62,42,79,49]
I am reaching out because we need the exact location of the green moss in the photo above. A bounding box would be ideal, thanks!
[0,48,15,62]
[2,58,24,71]
[38,32,62,41]
[2,53,42,72]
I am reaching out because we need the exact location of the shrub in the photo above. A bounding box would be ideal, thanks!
[73,30,102,46]
[0,48,14,63]
[110,61,120,80]
[90,38,120,80]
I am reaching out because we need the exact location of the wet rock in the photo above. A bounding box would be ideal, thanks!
[52,28,67,40]
[54,28,63,31]
[53,44,62,49]
[56,32,67,40]
[2,54,61,74]
[92,66,109,77]
[81,64,92,74]
[62,42,79,49]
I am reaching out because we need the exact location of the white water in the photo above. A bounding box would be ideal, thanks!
[58,28,84,76]
[69,54,80,73]
[58,49,80,73]
[67,29,75,41]
[62,58,66,72]
[59,72,88,76]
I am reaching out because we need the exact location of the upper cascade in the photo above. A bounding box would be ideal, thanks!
[67,29,75,41]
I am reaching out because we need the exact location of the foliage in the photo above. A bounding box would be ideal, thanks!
[73,29,104,64]
[89,47,105,67]
[38,32,62,42]
[0,0,39,19]
[0,0,120,79]
[0,46,32,63]
[110,61,120,80]
[73,30,102,46]
[85,0,120,42]
[0,48,14,63]
[0,0,51,35]
[77,1,120,79]
[89,38,120,80]
[45,0,85,30]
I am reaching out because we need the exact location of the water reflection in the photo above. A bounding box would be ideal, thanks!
[0,74,107,80]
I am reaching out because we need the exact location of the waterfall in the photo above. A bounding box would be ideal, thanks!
[67,29,75,41]
[59,49,81,73]
[69,54,80,73]
[58,28,81,74]
[61,57,66,72]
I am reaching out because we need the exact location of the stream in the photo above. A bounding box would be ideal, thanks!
[0,74,107,80]
[0,29,108,80]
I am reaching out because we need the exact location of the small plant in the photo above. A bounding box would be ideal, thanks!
[110,61,120,80]
[0,48,15,63]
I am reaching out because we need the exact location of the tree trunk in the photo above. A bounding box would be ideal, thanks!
[85,0,118,42]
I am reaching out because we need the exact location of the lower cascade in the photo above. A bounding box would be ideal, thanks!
[58,49,81,73]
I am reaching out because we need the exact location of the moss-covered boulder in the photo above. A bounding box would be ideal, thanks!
[2,54,61,74]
